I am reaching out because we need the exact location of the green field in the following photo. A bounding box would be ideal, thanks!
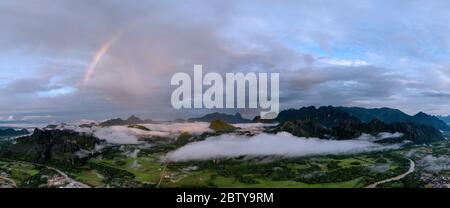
[67,149,409,188]
[159,153,408,188]
[0,148,418,188]
[0,159,58,187]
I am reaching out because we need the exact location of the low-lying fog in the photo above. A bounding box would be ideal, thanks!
[53,122,404,161]
[419,155,450,172]
[164,132,403,161]
[64,122,213,144]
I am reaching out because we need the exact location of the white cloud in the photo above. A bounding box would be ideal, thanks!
[320,58,369,66]
[141,122,212,135]
[93,126,173,144]
[0,115,15,121]
[37,86,77,98]
[61,122,212,145]
[376,132,404,140]
[164,132,402,161]
[419,155,450,172]
[92,126,148,144]
[356,132,404,141]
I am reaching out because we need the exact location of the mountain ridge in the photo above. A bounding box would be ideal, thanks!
[338,106,450,131]
[270,106,449,131]
[187,112,251,124]
[98,115,157,127]
[0,128,29,137]
[275,118,444,143]
[0,129,102,165]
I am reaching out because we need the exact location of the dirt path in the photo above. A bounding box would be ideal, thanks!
[366,158,415,188]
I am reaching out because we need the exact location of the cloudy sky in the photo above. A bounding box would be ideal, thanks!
[1,0,450,122]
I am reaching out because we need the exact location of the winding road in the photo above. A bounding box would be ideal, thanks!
[366,158,415,188]
[156,162,168,188]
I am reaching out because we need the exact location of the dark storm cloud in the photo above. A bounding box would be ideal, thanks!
[278,65,406,109]
[422,91,450,98]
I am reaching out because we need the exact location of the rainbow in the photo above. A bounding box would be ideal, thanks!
[81,18,147,86]
[82,39,115,85]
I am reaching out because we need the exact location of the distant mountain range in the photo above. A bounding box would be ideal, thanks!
[89,106,449,144]
[338,107,450,131]
[0,120,31,124]
[98,113,252,127]
[269,106,447,143]
[183,106,447,143]
[97,106,449,132]
[276,119,443,143]
[275,106,360,128]
[274,106,450,131]
[187,112,251,124]
[436,115,450,124]
[0,128,29,137]
[1,106,446,167]
[0,128,101,165]
[98,115,156,127]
